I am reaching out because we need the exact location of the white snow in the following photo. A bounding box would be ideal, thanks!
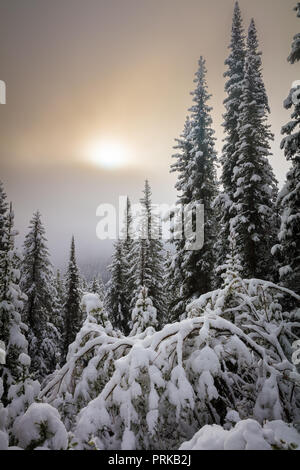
[13,403,68,450]
[179,419,300,450]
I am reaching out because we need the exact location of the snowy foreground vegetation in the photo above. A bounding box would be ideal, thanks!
[1,277,300,450]
[1,1,300,451]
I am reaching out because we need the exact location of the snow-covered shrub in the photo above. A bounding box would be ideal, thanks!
[80,293,110,328]
[6,353,40,428]
[13,403,68,450]
[179,419,300,450]
[40,293,122,430]
[41,278,300,450]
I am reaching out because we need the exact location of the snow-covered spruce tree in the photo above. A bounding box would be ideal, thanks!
[288,3,300,64]
[163,250,178,325]
[63,236,82,361]
[90,276,105,301]
[170,57,218,320]
[51,270,65,363]
[21,211,59,380]
[54,269,66,326]
[0,181,8,252]
[218,234,243,290]
[273,4,300,296]
[0,203,29,398]
[80,275,88,295]
[131,181,165,326]
[215,2,246,274]
[106,198,137,334]
[230,19,278,280]
[121,197,136,333]
[41,274,300,450]
[105,238,127,332]
[0,204,40,445]
[129,286,158,337]
[55,269,66,306]
[170,117,193,210]
[168,118,193,317]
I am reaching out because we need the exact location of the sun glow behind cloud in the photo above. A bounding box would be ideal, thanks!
[85,139,129,170]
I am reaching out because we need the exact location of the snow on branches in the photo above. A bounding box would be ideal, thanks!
[40,278,300,450]
[179,418,300,450]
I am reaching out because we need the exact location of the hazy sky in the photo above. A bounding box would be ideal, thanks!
[0,0,299,273]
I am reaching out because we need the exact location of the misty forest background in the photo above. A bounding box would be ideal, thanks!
[0,1,300,450]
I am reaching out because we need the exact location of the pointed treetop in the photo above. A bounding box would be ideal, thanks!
[223,0,246,96]
[69,235,78,264]
[288,3,300,64]
[243,17,270,113]
[234,1,241,11]
[29,211,45,236]
[142,179,151,199]
[193,56,207,86]
[233,1,242,25]
[0,180,7,202]
[25,211,49,254]
[247,18,259,51]
[140,180,152,216]
[190,56,214,128]
[33,210,42,220]
[123,196,134,241]
[232,1,243,28]
[227,1,245,51]
[8,202,14,225]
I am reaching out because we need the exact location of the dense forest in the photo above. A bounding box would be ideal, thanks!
[0,1,299,450]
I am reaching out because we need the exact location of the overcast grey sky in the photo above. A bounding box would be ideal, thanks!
[0,0,298,273]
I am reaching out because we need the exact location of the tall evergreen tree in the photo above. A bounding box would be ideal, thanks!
[55,269,66,310]
[131,181,165,326]
[90,276,105,301]
[106,198,137,334]
[169,57,218,320]
[52,270,65,362]
[0,181,8,252]
[0,203,28,399]
[216,1,246,271]
[273,4,300,295]
[122,197,136,313]
[163,250,177,325]
[80,275,88,295]
[230,19,278,279]
[167,119,193,317]
[63,236,82,360]
[288,3,300,64]
[129,286,158,337]
[21,211,58,379]
[105,238,128,332]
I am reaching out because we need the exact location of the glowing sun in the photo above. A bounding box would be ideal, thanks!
[86,140,128,169]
